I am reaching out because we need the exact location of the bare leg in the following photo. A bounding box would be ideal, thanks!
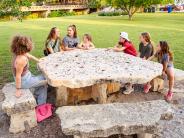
[165,67,174,101]
[166,67,174,92]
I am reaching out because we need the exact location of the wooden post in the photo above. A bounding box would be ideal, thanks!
[56,86,68,107]
[91,83,107,104]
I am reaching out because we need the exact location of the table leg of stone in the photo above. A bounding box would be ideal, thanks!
[91,83,108,104]
[137,133,153,138]
[56,83,117,106]
[9,109,37,133]
[56,86,68,107]
[74,136,88,138]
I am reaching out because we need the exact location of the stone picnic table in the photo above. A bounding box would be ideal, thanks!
[38,48,163,106]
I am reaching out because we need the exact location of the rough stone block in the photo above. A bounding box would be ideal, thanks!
[2,83,37,115]
[91,83,107,104]
[68,86,92,104]
[56,86,68,107]
[151,77,164,92]
[2,83,37,134]
[9,109,37,134]
[56,100,172,138]
[175,68,184,81]
[38,49,162,88]
[107,82,121,95]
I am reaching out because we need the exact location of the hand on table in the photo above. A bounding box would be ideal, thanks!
[39,57,45,62]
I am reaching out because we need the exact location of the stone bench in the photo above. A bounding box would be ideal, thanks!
[151,68,184,92]
[175,68,184,81]
[2,83,37,133]
[56,100,172,138]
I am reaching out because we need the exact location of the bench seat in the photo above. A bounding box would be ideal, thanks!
[56,100,172,138]
[2,83,37,133]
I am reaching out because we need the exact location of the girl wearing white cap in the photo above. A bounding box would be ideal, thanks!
[113,32,137,94]
[113,32,137,56]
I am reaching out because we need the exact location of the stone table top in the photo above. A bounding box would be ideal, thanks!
[38,49,163,88]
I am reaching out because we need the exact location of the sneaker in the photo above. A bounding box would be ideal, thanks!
[144,84,152,94]
[123,84,134,95]
[165,91,173,101]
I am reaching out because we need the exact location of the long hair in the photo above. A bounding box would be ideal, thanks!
[141,32,154,56]
[45,27,57,47]
[159,41,173,61]
[68,24,77,38]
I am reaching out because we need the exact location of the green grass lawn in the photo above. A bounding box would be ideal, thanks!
[0,13,184,83]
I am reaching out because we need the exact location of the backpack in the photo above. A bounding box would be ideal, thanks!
[44,39,58,56]
[36,103,53,122]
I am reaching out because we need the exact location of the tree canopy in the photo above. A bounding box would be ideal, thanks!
[106,0,174,20]
[0,0,32,21]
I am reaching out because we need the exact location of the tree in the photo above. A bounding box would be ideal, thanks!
[88,0,102,9]
[106,0,174,20]
[0,0,32,21]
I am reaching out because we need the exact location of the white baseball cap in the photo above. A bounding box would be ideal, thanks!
[120,32,129,41]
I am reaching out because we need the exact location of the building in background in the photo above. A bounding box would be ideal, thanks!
[175,0,184,5]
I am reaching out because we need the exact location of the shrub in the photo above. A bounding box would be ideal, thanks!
[24,13,39,19]
[48,11,61,17]
[48,10,76,17]
[98,11,127,16]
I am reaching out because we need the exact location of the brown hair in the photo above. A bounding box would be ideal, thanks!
[45,27,58,47]
[11,35,33,55]
[68,24,77,38]
[141,32,154,56]
[159,41,173,61]
[84,34,92,42]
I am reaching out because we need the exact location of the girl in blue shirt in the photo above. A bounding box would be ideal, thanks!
[149,41,174,101]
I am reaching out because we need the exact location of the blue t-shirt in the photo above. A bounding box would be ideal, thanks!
[155,52,173,68]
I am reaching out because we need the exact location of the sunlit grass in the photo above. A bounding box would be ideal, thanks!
[0,13,183,83]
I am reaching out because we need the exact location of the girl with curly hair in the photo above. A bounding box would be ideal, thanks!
[11,35,47,105]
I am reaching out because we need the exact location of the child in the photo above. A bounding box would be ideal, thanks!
[44,27,62,56]
[139,32,154,93]
[113,32,137,94]
[62,25,80,51]
[139,32,154,59]
[113,32,137,56]
[78,34,95,50]
[11,35,47,105]
[148,41,174,101]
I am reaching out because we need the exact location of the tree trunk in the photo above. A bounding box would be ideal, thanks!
[127,9,133,20]
[128,13,133,20]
